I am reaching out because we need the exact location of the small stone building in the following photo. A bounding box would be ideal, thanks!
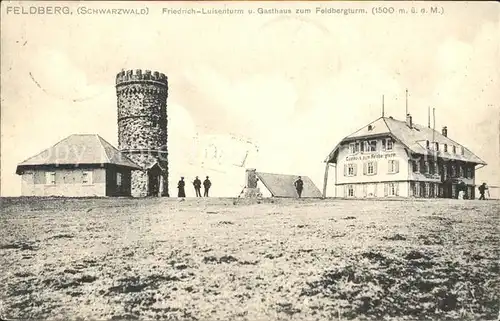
[15,134,141,197]
[240,168,323,198]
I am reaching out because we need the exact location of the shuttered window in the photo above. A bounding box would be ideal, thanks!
[387,139,393,151]
[388,160,399,174]
[364,161,377,175]
[385,183,398,196]
[344,163,357,177]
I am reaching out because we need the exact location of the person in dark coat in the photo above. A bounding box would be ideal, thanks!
[203,176,211,197]
[478,182,488,200]
[177,177,186,197]
[294,176,304,198]
[193,176,202,197]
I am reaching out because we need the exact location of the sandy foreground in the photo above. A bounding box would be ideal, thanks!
[0,197,499,321]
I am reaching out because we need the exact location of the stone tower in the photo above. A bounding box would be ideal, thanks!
[116,69,169,197]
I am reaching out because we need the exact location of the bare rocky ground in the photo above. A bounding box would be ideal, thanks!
[0,197,499,321]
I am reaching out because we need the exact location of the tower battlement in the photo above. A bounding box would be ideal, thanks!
[116,69,168,86]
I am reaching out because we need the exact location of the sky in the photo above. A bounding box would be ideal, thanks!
[1,1,499,197]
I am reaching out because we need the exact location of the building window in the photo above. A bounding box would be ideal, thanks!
[360,141,365,152]
[424,161,430,174]
[347,185,355,197]
[429,183,435,198]
[425,183,430,198]
[386,183,397,196]
[434,142,439,151]
[364,161,377,175]
[444,144,448,152]
[386,139,393,151]
[349,143,359,154]
[388,160,399,173]
[451,164,457,177]
[411,182,417,197]
[368,125,373,131]
[452,146,456,154]
[344,163,357,177]
[369,140,377,152]
[82,171,93,185]
[412,160,419,173]
[442,164,448,180]
[426,140,430,149]
[459,165,464,178]
[117,172,122,186]
[466,167,473,179]
[461,147,465,155]
[46,172,56,185]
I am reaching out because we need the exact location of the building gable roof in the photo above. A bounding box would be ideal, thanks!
[16,134,141,172]
[325,116,486,165]
[255,171,322,198]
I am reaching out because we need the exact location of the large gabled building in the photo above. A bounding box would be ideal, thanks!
[323,114,487,199]
[15,134,141,197]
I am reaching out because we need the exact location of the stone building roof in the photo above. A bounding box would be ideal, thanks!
[325,116,486,165]
[16,134,141,173]
[255,172,322,198]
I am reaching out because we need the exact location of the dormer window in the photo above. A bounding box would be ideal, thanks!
[444,144,448,152]
[461,147,465,155]
[368,125,373,131]
[452,146,456,154]
[386,139,393,151]
[435,142,439,151]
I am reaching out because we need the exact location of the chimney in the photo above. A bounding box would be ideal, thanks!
[442,126,448,137]
[406,113,413,128]
[245,168,258,188]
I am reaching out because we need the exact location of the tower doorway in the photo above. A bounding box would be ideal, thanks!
[147,165,162,197]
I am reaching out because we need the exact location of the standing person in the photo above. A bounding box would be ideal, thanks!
[177,177,186,198]
[294,176,304,198]
[193,176,202,197]
[203,176,212,197]
[478,182,488,200]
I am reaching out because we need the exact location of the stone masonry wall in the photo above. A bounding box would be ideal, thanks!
[130,170,149,198]
[116,69,169,197]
